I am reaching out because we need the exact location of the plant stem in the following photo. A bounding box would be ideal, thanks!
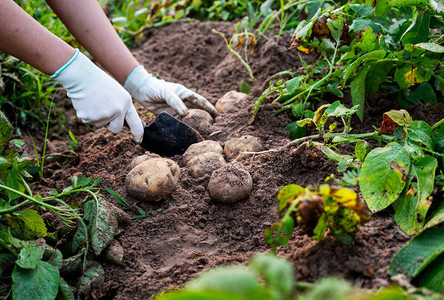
[212,29,255,81]
[431,118,444,131]
[288,131,394,146]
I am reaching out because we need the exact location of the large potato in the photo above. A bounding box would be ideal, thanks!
[215,91,248,114]
[224,135,264,160]
[126,158,180,201]
[181,109,213,134]
[182,140,223,166]
[208,162,252,204]
[187,152,226,178]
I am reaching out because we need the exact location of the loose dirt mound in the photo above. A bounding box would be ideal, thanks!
[36,20,444,299]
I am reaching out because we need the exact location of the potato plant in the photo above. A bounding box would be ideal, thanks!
[266,184,371,250]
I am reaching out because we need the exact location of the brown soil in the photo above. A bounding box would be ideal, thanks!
[32,20,444,299]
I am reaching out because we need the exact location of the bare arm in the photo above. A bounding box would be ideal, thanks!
[46,0,139,85]
[0,0,74,75]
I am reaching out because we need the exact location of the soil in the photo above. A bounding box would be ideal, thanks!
[30,20,444,299]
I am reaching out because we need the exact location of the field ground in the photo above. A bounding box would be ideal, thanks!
[32,20,444,299]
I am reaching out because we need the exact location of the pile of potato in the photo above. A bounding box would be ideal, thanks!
[126,91,263,204]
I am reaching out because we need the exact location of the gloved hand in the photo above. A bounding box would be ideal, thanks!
[51,49,144,143]
[123,66,218,117]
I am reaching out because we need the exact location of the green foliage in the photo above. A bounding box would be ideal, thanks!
[0,118,123,299]
[358,110,443,235]
[265,184,371,251]
[256,0,444,128]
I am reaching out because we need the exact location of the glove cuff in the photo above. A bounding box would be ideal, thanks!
[123,65,153,99]
[51,49,102,94]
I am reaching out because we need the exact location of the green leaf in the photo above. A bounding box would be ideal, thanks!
[351,65,371,121]
[57,277,75,300]
[325,101,359,118]
[286,76,303,93]
[88,198,119,256]
[16,243,43,269]
[343,50,386,84]
[12,261,60,300]
[77,261,104,297]
[238,81,251,94]
[365,61,392,98]
[407,121,434,150]
[186,266,268,299]
[355,140,370,162]
[6,161,25,202]
[104,186,128,208]
[359,142,411,212]
[0,111,13,153]
[17,208,47,238]
[285,122,306,140]
[401,11,430,46]
[277,184,304,214]
[389,227,444,279]
[424,199,444,230]
[404,83,438,106]
[356,27,377,52]
[414,42,444,53]
[375,0,390,17]
[418,253,444,293]
[249,253,294,296]
[393,155,437,235]
[389,0,431,7]
[327,15,344,44]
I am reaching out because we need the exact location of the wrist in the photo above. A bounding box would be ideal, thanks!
[123,65,153,99]
[51,49,103,94]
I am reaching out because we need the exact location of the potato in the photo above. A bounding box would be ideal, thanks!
[215,91,248,114]
[181,109,213,134]
[224,135,264,160]
[128,153,161,170]
[182,140,223,166]
[187,152,226,178]
[208,162,253,204]
[126,158,180,201]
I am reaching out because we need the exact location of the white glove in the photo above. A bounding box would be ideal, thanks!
[123,66,218,117]
[51,49,144,143]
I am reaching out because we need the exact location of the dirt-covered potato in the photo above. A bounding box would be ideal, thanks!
[208,162,253,204]
[224,135,264,160]
[215,91,248,114]
[182,140,223,166]
[181,109,213,134]
[128,153,161,170]
[187,152,226,178]
[126,158,180,201]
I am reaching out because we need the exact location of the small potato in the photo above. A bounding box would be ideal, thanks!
[181,109,213,134]
[208,162,252,204]
[187,152,226,178]
[182,140,223,166]
[224,135,264,160]
[126,158,180,201]
[128,153,161,170]
[215,91,248,114]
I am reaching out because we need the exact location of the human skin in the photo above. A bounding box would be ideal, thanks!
[0,0,139,85]
[0,0,74,75]
[45,0,139,85]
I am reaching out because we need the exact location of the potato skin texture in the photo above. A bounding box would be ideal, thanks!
[224,135,264,160]
[128,153,161,170]
[126,158,180,201]
[208,162,252,204]
[215,91,248,114]
[181,109,213,134]
[187,152,226,178]
[182,140,223,166]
